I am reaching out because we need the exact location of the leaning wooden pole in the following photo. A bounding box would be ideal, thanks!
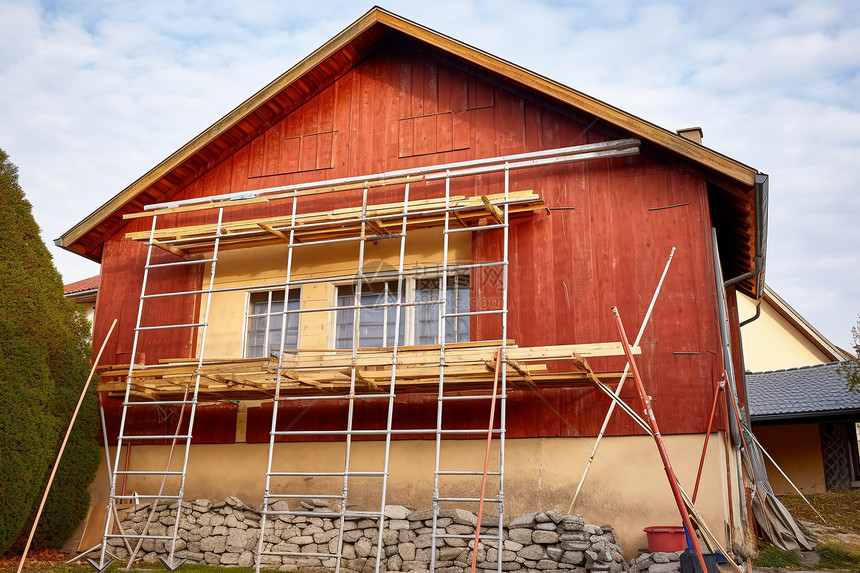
[570,247,675,511]
[611,307,708,573]
[17,319,118,573]
[471,348,503,573]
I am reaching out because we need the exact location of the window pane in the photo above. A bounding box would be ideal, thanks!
[416,275,470,345]
[415,278,441,345]
[245,290,300,358]
[336,282,404,349]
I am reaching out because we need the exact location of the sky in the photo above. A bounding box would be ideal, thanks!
[0,0,858,350]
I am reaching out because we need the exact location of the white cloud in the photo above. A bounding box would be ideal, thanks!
[1,0,858,349]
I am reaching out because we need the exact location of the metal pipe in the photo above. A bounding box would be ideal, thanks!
[139,260,506,300]
[692,377,725,503]
[145,139,640,211]
[739,300,761,328]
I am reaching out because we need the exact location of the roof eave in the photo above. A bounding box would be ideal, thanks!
[57,6,760,257]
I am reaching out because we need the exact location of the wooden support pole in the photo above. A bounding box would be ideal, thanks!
[611,307,709,573]
[17,319,118,573]
[471,348,503,573]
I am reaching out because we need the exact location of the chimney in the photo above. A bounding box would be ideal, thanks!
[677,127,703,144]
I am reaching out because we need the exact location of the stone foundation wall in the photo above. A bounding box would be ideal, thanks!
[109,497,627,572]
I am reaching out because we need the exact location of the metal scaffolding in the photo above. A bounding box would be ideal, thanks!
[91,139,640,573]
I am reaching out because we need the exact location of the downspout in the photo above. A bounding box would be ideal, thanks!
[715,173,768,553]
[723,173,768,427]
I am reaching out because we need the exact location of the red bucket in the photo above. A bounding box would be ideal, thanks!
[643,526,686,552]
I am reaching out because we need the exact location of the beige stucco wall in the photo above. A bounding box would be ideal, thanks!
[752,422,825,494]
[737,294,830,372]
[86,433,738,557]
[201,228,470,356]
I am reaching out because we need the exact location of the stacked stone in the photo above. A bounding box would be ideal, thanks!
[108,498,626,572]
[626,551,683,573]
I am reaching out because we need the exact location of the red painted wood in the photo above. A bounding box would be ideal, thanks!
[100,397,237,446]
[95,44,737,444]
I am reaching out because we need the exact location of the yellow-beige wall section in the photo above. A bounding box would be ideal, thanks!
[85,433,736,557]
[200,229,470,357]
[737,294,830,372]
[752,422,825,494]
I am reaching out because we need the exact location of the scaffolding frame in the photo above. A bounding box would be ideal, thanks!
[92,139,641,573]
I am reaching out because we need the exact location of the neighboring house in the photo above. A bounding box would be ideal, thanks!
[56,8,768,563]
[64,274,99,324]
[748,362,860,492]
[738,286,857,494]
[738,285,850,373]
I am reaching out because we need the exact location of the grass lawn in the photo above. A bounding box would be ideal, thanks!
[778,489,860,535]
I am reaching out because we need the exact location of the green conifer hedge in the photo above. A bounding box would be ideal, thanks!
[0,149,100,554]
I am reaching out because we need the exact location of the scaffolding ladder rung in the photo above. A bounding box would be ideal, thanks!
[439,394,500,402]
[266,493,344,499]
[282,233,405,248]
[146,258,216,269]
[105,534,174,540]
[261,551,337,558]
[264,509,382,518]
[437,470,501,476]
[134,322,206,331]
[112,494,182,500]
[119,434,192,440]
[445,223,507,234]
[435,496,500,503]
[442,309,505,318]
[123,400,197,406]
[272,428,500,436]
[267,471,385,477]
[276,393,394,402]
[113,470,184,476]
[436,533,496,539]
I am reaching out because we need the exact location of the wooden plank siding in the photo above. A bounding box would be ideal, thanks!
[95,44,729,443]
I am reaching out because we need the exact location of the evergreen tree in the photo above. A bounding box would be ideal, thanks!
[0,148,100,554]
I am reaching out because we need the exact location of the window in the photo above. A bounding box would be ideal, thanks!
[336,281,405,349]
[245,289,300,358]
[335,275,470,349]
[415,275,470,345]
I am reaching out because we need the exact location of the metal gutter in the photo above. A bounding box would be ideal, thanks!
[724,173,768,301]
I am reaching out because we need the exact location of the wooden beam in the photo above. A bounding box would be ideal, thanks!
[481,195,504,224]
[149,239,188,258]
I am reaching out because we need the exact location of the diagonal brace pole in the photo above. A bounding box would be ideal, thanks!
[611,306,708,573]
[570,247,675,510]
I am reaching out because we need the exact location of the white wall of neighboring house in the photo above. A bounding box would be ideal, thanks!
[738,288,849,372]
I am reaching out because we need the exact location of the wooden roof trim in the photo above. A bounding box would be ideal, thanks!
[58,6,758,251]
[372,9,758,186]
[57,9,383,249]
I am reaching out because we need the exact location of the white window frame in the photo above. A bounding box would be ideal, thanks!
[243,287,301,358]
[331,274,470,349]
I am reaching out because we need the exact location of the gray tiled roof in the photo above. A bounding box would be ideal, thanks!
[747,361,860,420]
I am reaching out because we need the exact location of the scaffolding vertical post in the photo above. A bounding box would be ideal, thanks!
[430,172,452,573]
[255,194,299,573]
[497,164,511,573]
[90,208,224,572]
[373,182,411,572]
[430,171,509,573]
[91,214,160,571]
